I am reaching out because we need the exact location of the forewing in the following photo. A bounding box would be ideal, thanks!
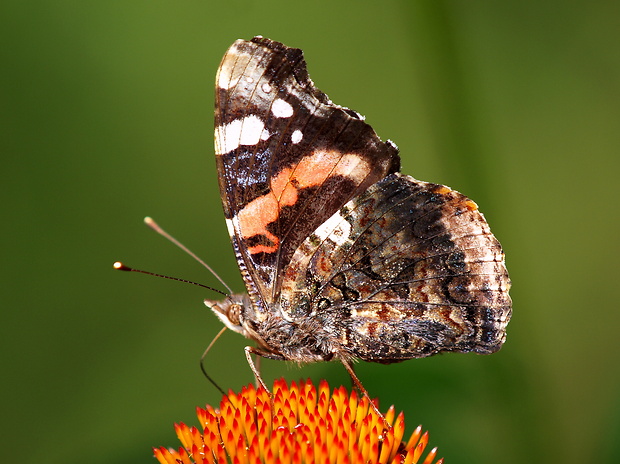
[214,37,400,307]
[280,173,512,361]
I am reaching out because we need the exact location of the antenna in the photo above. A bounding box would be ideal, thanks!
[143,216,233,295]
[114,217,236,394]
[113,262,228,297]
[113,261,230,394]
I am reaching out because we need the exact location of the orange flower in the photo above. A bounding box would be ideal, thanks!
[154,378,443,464]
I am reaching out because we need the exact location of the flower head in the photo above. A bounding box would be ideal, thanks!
[155,378,442,464]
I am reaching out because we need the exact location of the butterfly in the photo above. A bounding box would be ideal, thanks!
[207,36,511,398]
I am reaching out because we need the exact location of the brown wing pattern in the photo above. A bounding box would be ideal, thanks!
[214,37,400,307]
[279,173,512,361]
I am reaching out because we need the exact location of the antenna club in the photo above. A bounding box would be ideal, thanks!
[113,261,131,271]
[144,216,165,235]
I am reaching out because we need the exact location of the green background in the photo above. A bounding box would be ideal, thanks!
[3,1,619,463]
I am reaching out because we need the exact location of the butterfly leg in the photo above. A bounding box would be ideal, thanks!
[200,326,228,395]
[338,355,391,430]
[244,346,286,393]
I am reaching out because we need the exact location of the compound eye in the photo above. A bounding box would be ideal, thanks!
[227,303,242,325]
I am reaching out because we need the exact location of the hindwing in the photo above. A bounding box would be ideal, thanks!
[279,173,512,360]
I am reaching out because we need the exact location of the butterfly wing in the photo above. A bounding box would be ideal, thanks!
[279,173,512,360]
[214,37,400,309]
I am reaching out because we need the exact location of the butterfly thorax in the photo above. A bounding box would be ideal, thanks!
[205,294,342,363]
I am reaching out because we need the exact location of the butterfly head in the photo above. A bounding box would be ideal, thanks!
[204,293,252,336]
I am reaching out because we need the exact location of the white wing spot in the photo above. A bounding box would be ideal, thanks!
[313,210,352,246]
[291,129,303,144]
[261,82,272,93]
[214,115,265,154]
[225,218,236,238]
[217,71,239,90]
[271,98,294,118]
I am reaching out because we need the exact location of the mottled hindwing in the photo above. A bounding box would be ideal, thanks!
[214,37,400,309]
[280,173,512,361]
